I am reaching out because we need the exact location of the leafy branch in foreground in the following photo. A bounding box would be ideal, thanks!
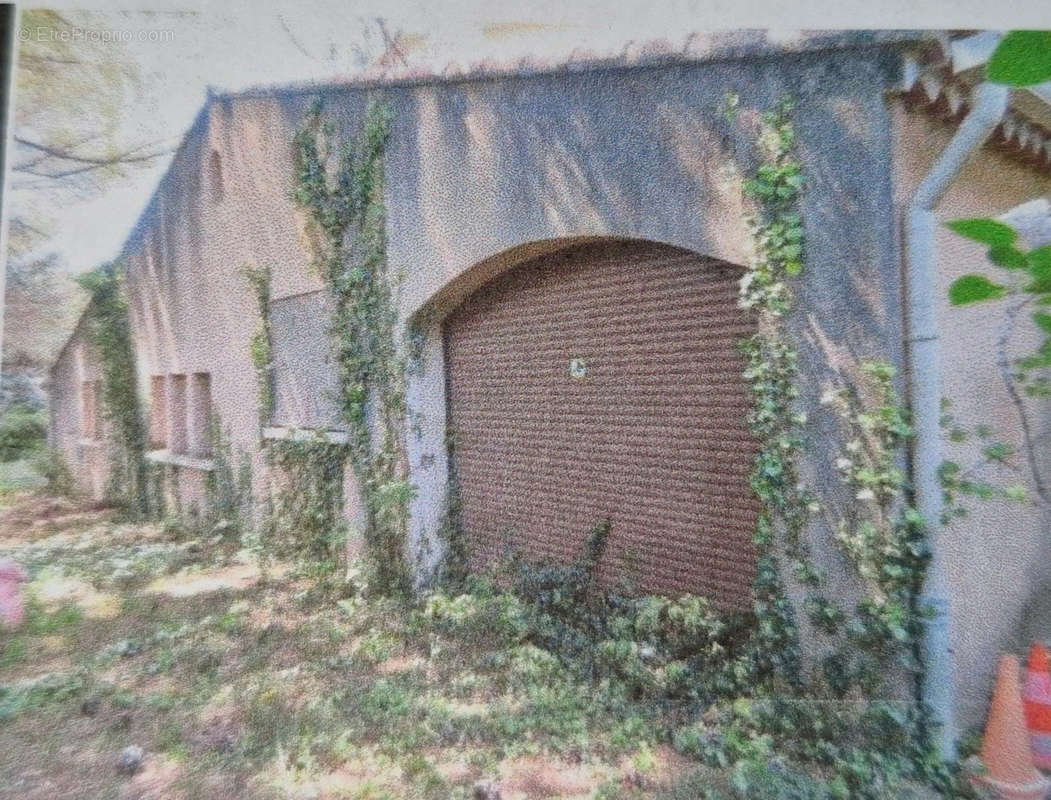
[945,218,1050,507]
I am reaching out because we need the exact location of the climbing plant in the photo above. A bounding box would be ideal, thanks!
[821,362,930,699]
[77,262,150,517]
[726,97,964,797]
[938,398,1030,522]
[242,265,275,427]
[291,98,413,595]
[261,434,348,578]
[736,97,825,683]
[204,420,253,539]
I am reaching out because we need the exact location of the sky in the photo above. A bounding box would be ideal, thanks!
[9,0,1051,276]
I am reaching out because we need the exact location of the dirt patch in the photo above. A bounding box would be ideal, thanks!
[144,564,263,598]
[498,755,605,798]
[374,654,425,675]
[117,756,183,800]
[30,574,121,618]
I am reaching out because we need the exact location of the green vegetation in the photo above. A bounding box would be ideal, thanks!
[0,493,946,798]
[737,98,814,687]
[987,30,1051,87]
[261,434,347,579]
[291,99,413,596]
[77,263,150,516]
[0,404,47,462]
[946,218,1051,390]
[204,421,254,540]
[242,264,275,426]
[722,98,968,797]
[943,30,1051,511]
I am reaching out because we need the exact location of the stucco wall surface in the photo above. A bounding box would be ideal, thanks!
[48,316,109,500]
[51,45,920,685]
[891,101,1051,730]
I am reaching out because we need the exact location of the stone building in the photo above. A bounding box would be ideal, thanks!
[48,30,1051,730]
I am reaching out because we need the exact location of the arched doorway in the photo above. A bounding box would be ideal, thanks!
[443,239,759,608]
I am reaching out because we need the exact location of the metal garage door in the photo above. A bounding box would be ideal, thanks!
[443,240,759,608]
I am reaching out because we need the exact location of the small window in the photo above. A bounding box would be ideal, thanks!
[81,380,101,440]
[168,375,188,455]
[150,234,163,276]
[208,150,224,203]
[188,372,212,458]
[149,376,167,449]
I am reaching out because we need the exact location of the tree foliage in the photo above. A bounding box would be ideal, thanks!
[987,31,1051,87]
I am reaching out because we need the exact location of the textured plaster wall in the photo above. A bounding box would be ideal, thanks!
[891,101,1051,729]
[51,47,909,672]
[269,291,343,430]
[388,50,905,648]
[49,316,109,500]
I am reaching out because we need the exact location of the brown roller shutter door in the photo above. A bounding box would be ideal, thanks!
[443,240,759,609]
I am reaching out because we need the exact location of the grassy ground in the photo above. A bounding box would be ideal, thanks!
[0,491,727,800]
[0,459,45,493]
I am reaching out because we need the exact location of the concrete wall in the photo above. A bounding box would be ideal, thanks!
[48,315,109,500]
[270,291,343,430]
[54,44,1039,706]
[891,101,1051,729]
[384,50,906,660]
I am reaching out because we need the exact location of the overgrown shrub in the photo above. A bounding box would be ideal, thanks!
[0,403,47,461]
[261,435,348,579]
[31,446,74,496]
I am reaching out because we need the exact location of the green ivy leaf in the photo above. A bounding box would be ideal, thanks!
[987,31,1051,87]
[988,245,1029,270]
[1028,260,1051,294]
[1003,485,1029,502]
[1029,245,1051,270]
[946,218,1017,248]
[948,274,1008,306]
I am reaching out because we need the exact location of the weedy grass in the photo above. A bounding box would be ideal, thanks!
[0,491,951,799]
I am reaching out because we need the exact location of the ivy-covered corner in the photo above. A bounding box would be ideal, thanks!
[242,264,275,429]
[726,96,961,796]
[76,262,151,518]
[290,97,414,596]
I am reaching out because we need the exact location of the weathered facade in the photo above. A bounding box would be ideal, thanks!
[48,31,1051,728]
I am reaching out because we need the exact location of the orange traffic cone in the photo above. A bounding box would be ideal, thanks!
[976,655,1051,800]
[1024,643,1051,770]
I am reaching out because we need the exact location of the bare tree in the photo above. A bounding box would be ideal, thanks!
[5,10,173,375]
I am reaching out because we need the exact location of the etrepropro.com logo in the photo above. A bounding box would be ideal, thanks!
[19,25,175,44]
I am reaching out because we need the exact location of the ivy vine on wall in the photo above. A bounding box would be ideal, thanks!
[729,97,955,794]
[291,98,414,596]
[77,262,150,517]
[261,434,348,578]
[242,264,275,427]
[822,363,929,698]
[736,97,824,683]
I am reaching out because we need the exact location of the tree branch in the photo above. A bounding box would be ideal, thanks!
[14,135,173,168]
[997,295,1050,507]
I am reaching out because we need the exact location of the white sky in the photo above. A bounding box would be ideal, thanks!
[10,0,1051,275]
